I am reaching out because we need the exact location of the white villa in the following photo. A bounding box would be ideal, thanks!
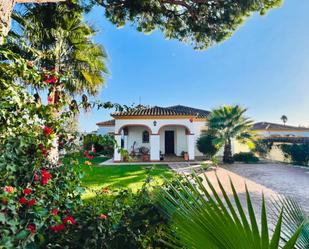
[97,105,210,162]
[96,105,309,162]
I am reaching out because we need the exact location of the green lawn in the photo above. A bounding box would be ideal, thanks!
[65,153,174,198]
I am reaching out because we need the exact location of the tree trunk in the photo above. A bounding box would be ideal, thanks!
[0,0,65,44]
[223,138,233,164]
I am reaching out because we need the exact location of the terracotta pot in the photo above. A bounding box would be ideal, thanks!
[142,154,150,162]
[183,153,189,161]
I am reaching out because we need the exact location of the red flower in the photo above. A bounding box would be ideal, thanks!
[52,67,56,72]
[28,199,36,207]
[44,75,57,84]
[23,188,32,195]
[92,149,97,154]
[27,224,36,233]
[19,197,27,205]
[63,215,76,225]
[47,96,53,103]
[43,126,53,136]
[51,223,65,232]
[4,186,14,193]
[38,144,48,156]
[51,209,58,215]
[41,169,52,185]
[42,148,48,157]
[99,214,107,220]
[84,152,94,160]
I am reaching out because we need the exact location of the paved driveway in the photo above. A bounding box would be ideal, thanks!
[168,162,309,214]
[225,163,309,212]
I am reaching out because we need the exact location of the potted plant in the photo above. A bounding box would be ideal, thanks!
[139,146,150,161]
[181,151,189,161]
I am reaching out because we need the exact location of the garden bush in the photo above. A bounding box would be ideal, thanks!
[280,143,309,166]
[233,152,259,163]
[83,134,115,157]
[49,185,170,249]
[253,139,273,157]
[196,134,219,159]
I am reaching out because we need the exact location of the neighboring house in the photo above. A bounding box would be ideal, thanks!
[97,105,210,162]
[96,119,115,135]
[251,122,309,138]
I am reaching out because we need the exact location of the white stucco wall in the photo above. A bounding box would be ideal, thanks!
[126,126,151,153]
[114,118,207,156]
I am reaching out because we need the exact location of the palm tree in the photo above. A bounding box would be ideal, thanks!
[281,115,288,126]
[207,105,253,164]
[11,1,108,97]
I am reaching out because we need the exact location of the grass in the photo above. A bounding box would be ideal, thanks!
[64,152,174,198]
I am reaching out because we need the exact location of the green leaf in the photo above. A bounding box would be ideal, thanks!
[16,230,29,240]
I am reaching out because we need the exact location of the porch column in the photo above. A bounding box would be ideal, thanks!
[150,134,160,161]
[187,134,195,160]
[123,128,129,150]
[123,135,128,150]
[114,134,122,161]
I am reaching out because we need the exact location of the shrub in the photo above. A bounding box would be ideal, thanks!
[253,139,273,157]
[233,152,259,163]
[83,134,115,157]
[280,143,309,166]
[50,186,170,248]
[196,134,219,159]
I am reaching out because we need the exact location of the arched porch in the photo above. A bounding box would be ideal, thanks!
[114,123,195,162]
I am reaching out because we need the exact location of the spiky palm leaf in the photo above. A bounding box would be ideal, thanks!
[271,196,309,249]
[155,173,303,249]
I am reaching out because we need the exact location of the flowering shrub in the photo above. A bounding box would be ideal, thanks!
[0,52,84,248]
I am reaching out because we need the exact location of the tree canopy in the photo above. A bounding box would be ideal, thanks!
[99,0,283,49]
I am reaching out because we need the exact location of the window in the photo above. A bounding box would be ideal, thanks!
[142,130,150,143]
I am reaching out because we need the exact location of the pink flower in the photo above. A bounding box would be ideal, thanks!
[63,215,76,225]
[51,223,65,232]
[3,186,14,193]
[34,174,40,182]
[99,214,107,220]
[23,188,32,195]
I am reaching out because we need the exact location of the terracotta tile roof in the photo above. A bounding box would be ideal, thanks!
[168,105,210,118]
[96,119,115,126]
[111,105,210,118]
[252,122,309,131]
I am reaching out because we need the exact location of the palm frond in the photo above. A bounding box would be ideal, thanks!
[155,173,303,249]
[271,196,309,249]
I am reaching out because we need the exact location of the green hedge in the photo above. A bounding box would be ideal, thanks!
[233,152,259,163]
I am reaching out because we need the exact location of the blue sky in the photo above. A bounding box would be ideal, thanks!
[80,0,309,132]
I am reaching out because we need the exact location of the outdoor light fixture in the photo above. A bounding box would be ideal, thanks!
[153,120,157,126]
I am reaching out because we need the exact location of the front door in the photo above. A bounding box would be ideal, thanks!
[165,131,175,154]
